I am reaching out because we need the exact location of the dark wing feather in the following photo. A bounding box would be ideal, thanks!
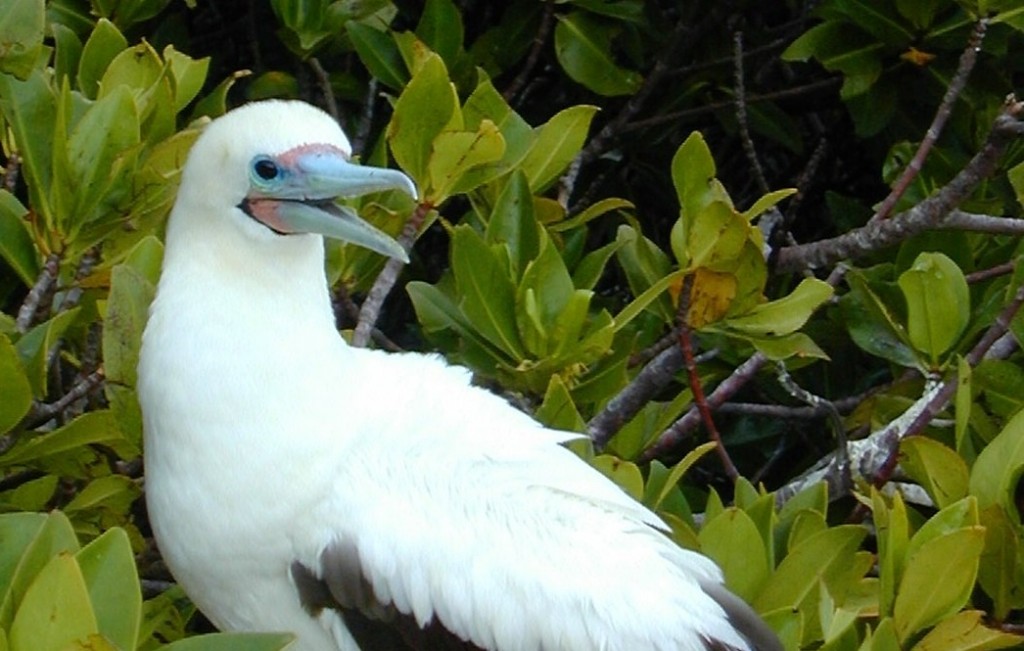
[291,540,485,651]
[700,579,784,651]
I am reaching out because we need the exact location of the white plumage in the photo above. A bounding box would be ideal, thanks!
[138,100,781,651]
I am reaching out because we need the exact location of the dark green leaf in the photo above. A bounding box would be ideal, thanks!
[346,21,408,90]
[554,12,642,96]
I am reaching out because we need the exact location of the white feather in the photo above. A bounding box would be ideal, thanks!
[139,100,757,651]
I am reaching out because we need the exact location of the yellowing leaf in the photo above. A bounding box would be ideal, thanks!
[683,268,737,329]
[426,120,505,203]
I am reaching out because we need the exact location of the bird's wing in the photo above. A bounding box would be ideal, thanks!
[286,350,772,651]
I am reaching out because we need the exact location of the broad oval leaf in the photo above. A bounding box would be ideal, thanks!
[519,105,598,192]
[897,252,969,366]
[969,407,1024,522]
[893,526,985,643]
[0,335,31,434]
[699,507,770,602]
[899,437,969,509]
[9,553,97,651]
[554,12,642,96]
[76,528,140,651]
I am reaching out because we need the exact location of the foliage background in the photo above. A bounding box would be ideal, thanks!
[2,0,1024,649]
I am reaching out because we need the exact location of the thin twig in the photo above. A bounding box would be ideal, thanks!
[966,261,1015,284]
[502,0,555,102]
[675,275,739,480]
[776,281,1024,506]
[3,152,20,193]
[733,32,770,194]
[16,253,60,333]
[309,57,340,122]
[352,78,378,157]
[871,19,988,222]
[775,361,850,491]
[642,352,767,462]
[352,202,431,347]
[22,370,105,429]
[622,77,842,134]
[778,99,1024,273]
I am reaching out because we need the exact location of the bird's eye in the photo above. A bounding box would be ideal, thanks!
[252,157,280,181]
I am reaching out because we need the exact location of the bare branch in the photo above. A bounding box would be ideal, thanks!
[502,0,555,103]
[16,252,61,333]
[22,370,105,429]
[309,57,340,122]
[775,281,1024,506]
[776,100,1024,273]
[3,151,20,193]
[352,202,431,347]
[733,32,769,194]
[641,352,768,462]
[871,19,988,222]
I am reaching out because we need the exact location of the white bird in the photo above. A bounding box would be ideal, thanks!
[138,100,782,651]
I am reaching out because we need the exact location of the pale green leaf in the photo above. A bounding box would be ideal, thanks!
[520,105,598,192]
[899,437,969,509]
[0,335,32,433]
[898,252,969,365]
[9,554,97,651]
[76,528,140,651]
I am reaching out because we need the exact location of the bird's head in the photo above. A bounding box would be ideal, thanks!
[170,100,416,262]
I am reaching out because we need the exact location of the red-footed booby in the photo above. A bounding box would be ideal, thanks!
[138,100,782,651]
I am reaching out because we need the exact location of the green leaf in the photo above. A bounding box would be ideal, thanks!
[0,511,80,632]
[65,475,141,515]
[955,356,972,454]
[9,553,97,651]
[462,75,534,171]
[387,52,459,188]
[486,171,540,277]
[893,526,985,642]
[0,68,56,225]
[76,19,127,99]
[840,271,919,368]
[898,252,969,365]
[162,632,294,651]
[346,21,408,90]
[873,489,909,617]
[969,407,1024,522]
[699,507,770,602]
[520,105,598,192]
[554,12,642,96]
[65,85,141,228]
[899,437,969,509]
[754,525,868,612]
[741,332,829,361]
[15,308,81,396]
[652,442,717,510]
[407,280,510,367]
[741,188,797,221]
[76,528,140,651]
[450,226,524,358]
[0,410,122,467]
[535,374,586,431]
[672,132,724,222]
[164,45,210,112]
[427,121,506,202]
[612,269,685,333]
[590,455,643,501]
[190,70,250,120]
[911,609,1024,651]
[0,334,32,433]
[416,0,463,66]
[720,278,834,337]
[0,0,45,79]
[977,505,1024,621]
[103,259,157,388]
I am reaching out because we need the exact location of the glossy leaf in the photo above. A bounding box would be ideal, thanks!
[0,190,39,287]
[720,278,834,336]
[899,437,969,508]
[486,171,540,277]
[840,271,919,369]
[416,0,463,66]
[898,252,969,365]
[9,553,97,651]
[977,505,1024,620]
[346,21,408,90]
[0,69,57,225]
[0,511,80,631]
[519,105,598,192]
[387,53,459,187]
[699,507,770,601]
[554,12,642,96]
[0,410,122,467]
[75,528,140,651]
[894,526,985,642]
[754,525,868,612]
[969,407,1024,519]
[76,19,127,99]
[427,121,505,202]
[450,226,524,358]
[911,610,1024,651]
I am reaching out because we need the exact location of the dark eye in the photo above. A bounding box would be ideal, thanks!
[253,157,280,181]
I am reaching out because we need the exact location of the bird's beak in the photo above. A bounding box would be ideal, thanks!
[243,146,417,263]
